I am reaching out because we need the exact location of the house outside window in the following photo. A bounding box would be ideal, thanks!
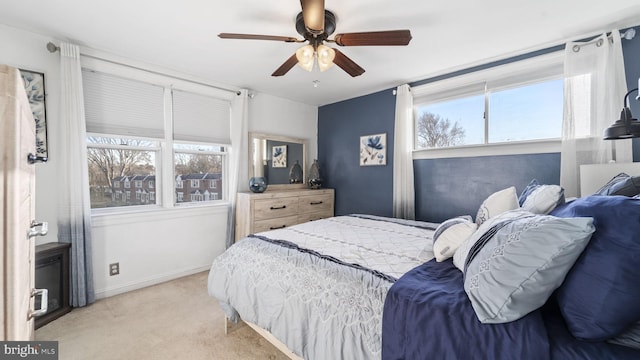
[177,192,183,202]
[174,143,225,205]
[87,136,159,209]
[412,52,564,155]
[149,180,154,188]
[210,180,216,189]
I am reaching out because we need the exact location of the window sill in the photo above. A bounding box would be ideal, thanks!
[91,202,229,227]
[412,139,561,160]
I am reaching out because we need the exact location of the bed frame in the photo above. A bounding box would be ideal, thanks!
[224,317,302,360]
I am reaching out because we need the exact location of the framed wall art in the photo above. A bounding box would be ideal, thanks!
[272,145,287,168]
[20,69,48,159]
[360,133,386,166]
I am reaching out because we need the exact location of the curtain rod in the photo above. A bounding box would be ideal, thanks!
[46,42,241,96]
[571,28,636,53]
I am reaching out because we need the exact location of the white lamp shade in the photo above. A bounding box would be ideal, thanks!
[317,44,335,72]
[296,45,315,72]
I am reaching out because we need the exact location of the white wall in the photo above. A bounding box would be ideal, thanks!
[248,92,318,161]
[1,24,319,299]
[0,24,61,246]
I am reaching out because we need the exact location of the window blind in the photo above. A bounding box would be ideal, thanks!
[172,89,231,144]
[82,70,165,138]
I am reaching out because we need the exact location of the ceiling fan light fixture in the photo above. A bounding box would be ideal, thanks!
[317,44,335,72]
[296,44,315,72]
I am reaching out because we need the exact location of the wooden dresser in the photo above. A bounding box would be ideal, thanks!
[235,188,334,241]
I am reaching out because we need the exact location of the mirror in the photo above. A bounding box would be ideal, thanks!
[249,132,308,189]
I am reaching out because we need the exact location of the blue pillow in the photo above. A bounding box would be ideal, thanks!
[518,179,540,206]
[550,195,640,341]
[594,173,630,195]
[607,176,640,197]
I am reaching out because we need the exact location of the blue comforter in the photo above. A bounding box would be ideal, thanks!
[382,259,640,360]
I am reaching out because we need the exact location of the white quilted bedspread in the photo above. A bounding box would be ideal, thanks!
[259,215,436,279]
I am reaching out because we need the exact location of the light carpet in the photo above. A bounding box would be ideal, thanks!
[35,271,290,360]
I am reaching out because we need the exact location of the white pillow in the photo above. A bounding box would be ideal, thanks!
[475,186,519,226]
[453,209,531,272]
[521,184,565,214]
[432,217,477,262]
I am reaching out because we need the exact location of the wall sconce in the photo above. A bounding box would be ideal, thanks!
[604,79,640,140]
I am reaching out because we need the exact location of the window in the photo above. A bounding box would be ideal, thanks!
[174,143,225,205]
[87,136,159,209]
[82,66,232,211]
[210,180,216,189]
[413,52,564,151]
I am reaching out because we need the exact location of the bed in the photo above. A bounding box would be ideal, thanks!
[208,177,640,359]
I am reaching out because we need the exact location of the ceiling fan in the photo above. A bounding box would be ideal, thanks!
[219,0,412,77]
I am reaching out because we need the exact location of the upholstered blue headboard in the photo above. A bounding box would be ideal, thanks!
[414,153,560,222]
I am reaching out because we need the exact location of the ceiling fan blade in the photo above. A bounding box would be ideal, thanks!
[333,49,365,77]
[333,30,412,46]
[219,33,301,43]
[300,0,325,35]
[271,54,299,77]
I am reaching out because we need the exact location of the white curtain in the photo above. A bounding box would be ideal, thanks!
[57,42,94,307]
[393,84,416,219]
[561,30,631,197]
[225,89,249,248]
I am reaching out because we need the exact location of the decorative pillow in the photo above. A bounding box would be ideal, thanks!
[594,172,630,195]
[453,209,531,272]
[475,186,519,226]
[432,217,477,262]
[519,180,565,214]
[550,195,640,341]
[605,175,640,197]
[464,214,595,324]
[518,179,540,206]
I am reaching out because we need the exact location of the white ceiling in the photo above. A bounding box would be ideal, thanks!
[1,0,640,106]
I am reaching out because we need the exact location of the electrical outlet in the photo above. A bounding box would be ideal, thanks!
[109,262,120,276]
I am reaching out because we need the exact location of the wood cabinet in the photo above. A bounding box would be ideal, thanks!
[235,189,334,241]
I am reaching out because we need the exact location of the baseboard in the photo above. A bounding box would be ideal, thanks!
[94,265,210,299]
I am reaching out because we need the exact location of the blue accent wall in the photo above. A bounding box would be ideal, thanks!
[318,89,396,217]
[318,26,640,221]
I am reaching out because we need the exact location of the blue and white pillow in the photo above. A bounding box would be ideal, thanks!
[464,213,595,324]
[433,216,477,262]
[599,174,640,197]
[594,172,630,195]
[519,179,565,214]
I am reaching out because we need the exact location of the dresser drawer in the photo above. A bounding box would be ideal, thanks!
[254,197,299,220]
[298,209,333,224]
[253,215,300,233]
[298,193,333,214]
